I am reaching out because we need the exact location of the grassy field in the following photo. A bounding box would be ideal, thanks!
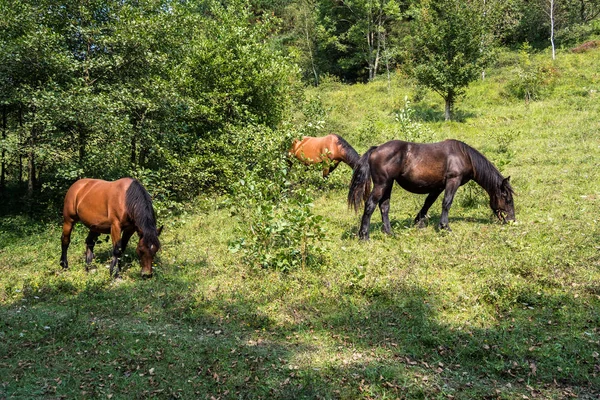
[1,46,600,399]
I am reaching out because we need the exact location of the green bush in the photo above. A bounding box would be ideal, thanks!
[505,44,558,101]
[225,122,328,271]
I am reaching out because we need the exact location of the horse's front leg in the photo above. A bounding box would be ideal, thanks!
[109,223,123,279]
[378,182,394,235]
[359,184,386,240]
[439,179,461,231]
[323,161,339,178]
[60,219,75,269]
[414,190,443,229]
[84,231,100,271]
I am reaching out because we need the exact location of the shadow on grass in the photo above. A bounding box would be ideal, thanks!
[341,215,498,240]
[1,260,599,399]
[410,103,477,123]
[287,282,600,398]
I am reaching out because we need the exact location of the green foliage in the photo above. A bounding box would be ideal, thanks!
[229,188,327,271]
[405,0,494,120]
[393,96,434,142]
[0,0,299,208]
[505,43,559,101]
[227,124,327,271]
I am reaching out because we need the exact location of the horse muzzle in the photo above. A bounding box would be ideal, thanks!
[496,210,515,224]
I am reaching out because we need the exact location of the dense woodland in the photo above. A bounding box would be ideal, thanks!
[1,0,599,212]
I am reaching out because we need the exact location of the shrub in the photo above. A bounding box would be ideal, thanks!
[226,125,327,271]
[505,43,558,102]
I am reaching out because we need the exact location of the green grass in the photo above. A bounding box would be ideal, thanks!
[2,47,600,399]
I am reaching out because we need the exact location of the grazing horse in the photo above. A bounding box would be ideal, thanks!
[60,178,162,278]
[289,134,360,177]
[348,139,515,240]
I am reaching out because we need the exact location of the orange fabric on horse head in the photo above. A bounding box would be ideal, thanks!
[289,134,360,177]
[60,178,162,278]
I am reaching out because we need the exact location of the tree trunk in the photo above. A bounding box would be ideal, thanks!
[1,105,7,193]
[27,125,36,199]
[444,92,454,121]
[78,124,86,165]
[18,106,23,185]
[303,6,319,86]
[131,134,137,167]
[550,0,556,60]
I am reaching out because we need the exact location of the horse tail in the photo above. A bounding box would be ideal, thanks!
[125,179,160,251]
[348,146,377,212]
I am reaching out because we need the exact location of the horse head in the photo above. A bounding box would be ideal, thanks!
[137,226,163,278]
[490,177,515,223]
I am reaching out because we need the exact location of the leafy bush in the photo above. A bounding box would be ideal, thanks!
[505,43,558,101]
[226,125,327,271]
[556,20,600,47]
[394,97,435,142]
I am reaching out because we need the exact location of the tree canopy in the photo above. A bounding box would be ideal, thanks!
[0,0,598,206]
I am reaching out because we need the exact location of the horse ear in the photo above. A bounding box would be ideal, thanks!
[157,225,164,236]
[503,176,511,185]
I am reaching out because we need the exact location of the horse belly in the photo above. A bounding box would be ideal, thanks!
[81,219,112,234]
[295,147,325,164]
[396,166,447,193]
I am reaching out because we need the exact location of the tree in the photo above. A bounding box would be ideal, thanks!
[406,0,493,120]
[0,0,298,207]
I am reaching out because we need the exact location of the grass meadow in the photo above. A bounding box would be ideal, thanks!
[1,47,600,399]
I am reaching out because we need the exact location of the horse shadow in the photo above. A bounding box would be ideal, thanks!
[341,215,497,239]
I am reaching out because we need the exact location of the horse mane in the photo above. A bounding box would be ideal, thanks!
[333,134,360,168]
[456,141,511,195]
[125,179,160,250]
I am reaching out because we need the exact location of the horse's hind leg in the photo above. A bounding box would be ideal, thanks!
[60,219,75,269]
[359,183,387,240]
[414,190,443,228]
[109,223,123,279]
[84,232,100,270]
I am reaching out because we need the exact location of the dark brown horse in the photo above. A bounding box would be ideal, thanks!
[348,139,515,240]
[60,178,162,278]
[289,134,360,177]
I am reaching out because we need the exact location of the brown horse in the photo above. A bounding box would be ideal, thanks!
[289,134,360,177]
[60,178,162,278]
[348,139,515,239]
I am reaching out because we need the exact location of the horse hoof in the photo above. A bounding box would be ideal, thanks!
[60,261,68,269]
[142,273,153,279]
[438,224,452,232]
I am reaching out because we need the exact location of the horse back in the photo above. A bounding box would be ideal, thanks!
[370,140,473,192]
[290,134,340,164]
[63,178,134,233]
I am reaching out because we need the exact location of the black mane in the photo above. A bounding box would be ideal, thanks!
[125,179,160,250]
[334,134,360,168]
[457,141,511,195]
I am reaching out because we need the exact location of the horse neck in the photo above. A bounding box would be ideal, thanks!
[465,145,503,196]
[126,181,160,248]
[343,148,360,168]
[334,135,360,168]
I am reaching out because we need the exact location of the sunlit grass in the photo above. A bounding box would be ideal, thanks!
[2,47,600,398]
